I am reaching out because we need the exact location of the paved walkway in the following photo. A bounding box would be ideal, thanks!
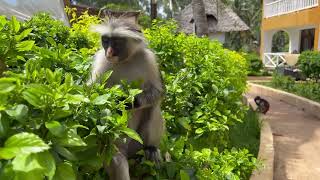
[247,92,320,180]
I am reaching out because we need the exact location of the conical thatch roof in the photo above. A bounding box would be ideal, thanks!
[175,0,249,33]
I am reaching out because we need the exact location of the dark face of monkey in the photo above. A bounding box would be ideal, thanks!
[102,36,129,62]
[94,19,145,63]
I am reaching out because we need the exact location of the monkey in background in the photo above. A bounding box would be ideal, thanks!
[88,19,164,180]
[254,96,270,114]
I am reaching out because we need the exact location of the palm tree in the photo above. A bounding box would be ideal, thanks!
[191,0,208,37]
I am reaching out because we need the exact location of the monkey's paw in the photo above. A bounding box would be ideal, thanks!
[144,146,162,167]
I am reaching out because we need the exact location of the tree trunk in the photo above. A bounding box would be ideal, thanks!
[151,0,157,20]
[191,0,208,37]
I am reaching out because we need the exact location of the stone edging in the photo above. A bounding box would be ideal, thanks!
[243,94,274,180]
[248,82,320,120]
[250,118,274,180]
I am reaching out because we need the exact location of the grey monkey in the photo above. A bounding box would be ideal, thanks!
[88,19,164,180]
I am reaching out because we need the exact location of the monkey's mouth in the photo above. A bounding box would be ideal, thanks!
[106,56,120,63]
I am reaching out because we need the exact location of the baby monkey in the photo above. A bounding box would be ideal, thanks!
[254,96,270,114]
[88,19,164,180]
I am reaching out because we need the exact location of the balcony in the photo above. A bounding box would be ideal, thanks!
[264,0,318,18]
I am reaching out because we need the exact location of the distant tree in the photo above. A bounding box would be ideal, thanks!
[223,0,262,53]
[151,0,158,20]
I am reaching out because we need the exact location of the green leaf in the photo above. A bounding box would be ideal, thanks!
[65,94,89,104]
[101,71,113,84]
[64,73,74,89]
[52,109,73,120]
[92,94,110,105]
[180,170,190,180]
[121,128,143,144]
[22,90,43,108]
[12,151,55,179]
[53,162,76,180]
[57,129,87,147]
[178,117,191,130]
[0,16,7,31]
[0,113,9,137]
[5,104,28,122]
[45,121,65,137]
[54,145,77,161]
[46,37,57,47]
[36,151,56,178]
[16,40,35,51]
[15,28,32,41]
[195,128,204,135]
[45,69,55,85]
[12,153,44,172]
[0,78,16,94]
[11,16,20,33]
[0,132,49,159]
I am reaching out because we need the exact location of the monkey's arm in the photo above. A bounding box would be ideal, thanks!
[126,82,164,110]
[86,50,110,85]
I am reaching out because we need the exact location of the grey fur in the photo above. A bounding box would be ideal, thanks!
[88,20,164,180]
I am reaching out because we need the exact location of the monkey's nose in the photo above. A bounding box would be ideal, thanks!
[106,47,114,57]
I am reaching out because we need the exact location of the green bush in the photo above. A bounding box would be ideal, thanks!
[271,73,295,90]
[270,73,320,102]
[23,13,70,47]
[297,51,320,81]
[0,15,258,179]
[242,53,263,75]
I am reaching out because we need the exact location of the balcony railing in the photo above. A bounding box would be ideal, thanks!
[264,0,318,18]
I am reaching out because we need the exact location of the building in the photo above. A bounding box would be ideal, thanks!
[175,0,249,44]
[63,0,140,24]
[261,0,320,68]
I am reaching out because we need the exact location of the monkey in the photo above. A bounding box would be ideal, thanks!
[87,19,164,180]
[254,96,270,114]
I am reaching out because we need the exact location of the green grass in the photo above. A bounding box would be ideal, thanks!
[229,108,261,157]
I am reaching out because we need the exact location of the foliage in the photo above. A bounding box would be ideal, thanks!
[272,31,289,53]
[0,13,142,180]
[229,109,261,157]
[224,0,262,52]
[22,13,70,48]
[143,21,258,179]
[297,51,320,81]
[0,13,259,180]
[270,73,320,102]
[242,52,263,76]
[271,73,295,91]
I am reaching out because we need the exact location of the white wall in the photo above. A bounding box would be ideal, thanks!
[209,32,225,44]
[287,29,300,53]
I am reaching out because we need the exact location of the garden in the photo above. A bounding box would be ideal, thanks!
[0,9,261,180]
[260,51,320,103]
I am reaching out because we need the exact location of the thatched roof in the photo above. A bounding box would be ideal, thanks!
[175,0,249,33]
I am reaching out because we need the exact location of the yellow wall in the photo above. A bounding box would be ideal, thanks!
[262,6,320,31]
[261,4,320,53]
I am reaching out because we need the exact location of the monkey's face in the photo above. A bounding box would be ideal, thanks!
[102,36,130,63]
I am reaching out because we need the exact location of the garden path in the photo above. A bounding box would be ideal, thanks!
[247,92,320,180]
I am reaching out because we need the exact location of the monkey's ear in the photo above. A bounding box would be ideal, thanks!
[90,24,111,35]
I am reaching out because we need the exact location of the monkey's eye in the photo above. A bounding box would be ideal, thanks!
[102,38,110,47]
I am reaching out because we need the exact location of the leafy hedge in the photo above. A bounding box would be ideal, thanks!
[270,73,320,102]
[0,14,258,180]
[297,51,320,81]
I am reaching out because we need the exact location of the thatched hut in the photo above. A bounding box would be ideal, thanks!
[175,0,249,43]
